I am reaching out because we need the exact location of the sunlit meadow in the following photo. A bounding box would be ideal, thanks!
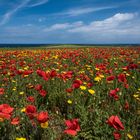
[0,47,140,140]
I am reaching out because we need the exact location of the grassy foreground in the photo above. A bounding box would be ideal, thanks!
[0,47,140,140]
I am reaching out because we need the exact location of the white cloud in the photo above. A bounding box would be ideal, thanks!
[44,13,138,34]
[0,0,49,26]
[43,12,140,43]
[27,0,49,7]
[0,0,30,26]
[51,6,116,17]
[0,13,140,43]
[44,21,83,32]
[67,7,115,16]
[65,13,140,43]
[68,13,137,32]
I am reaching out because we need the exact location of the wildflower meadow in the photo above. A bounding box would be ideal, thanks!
[0,47,140,140]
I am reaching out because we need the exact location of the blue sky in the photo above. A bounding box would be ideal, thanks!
[0,0,140,44]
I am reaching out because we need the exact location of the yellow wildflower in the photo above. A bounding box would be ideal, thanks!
[52,55,58,59]
[80,86,87,90]
[85,65,91,68]
[88,89,95,95]
[19,92,24,95]
[12,87,17,91]
[90,73,94,76]
[67,99,72,104]
[125,73,130,76]
[127,133,133,139]
[23,75,28,78]
[94,76,101,82]
[55,69,59,71]
[99,74,104,78]
[24,66,29,70]
[5,95,8,98]
[133,94,139,98]
[136,98,140,102]
[21,108,26,113]
[79,71,85,74]
[46,70,50,73]
[16,138,26,140]
[0,117,4,122]
[27,83,34,89]
[95,68,100,71]
[7,72,11,75]
[83,82,87,85]
[41,121,49,128]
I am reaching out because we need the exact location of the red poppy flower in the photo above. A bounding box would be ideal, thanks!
[37,111,49,123]
[36,70,49,81]
[106,75,115,81]
[0,88,5,95]
[39,90,47,97]
[25,105,37,119]
[27,96,35,103]
[64,119,81,136]
[0,104,14,119]
[60,71,73,81]
[128,63,138,69]
[122,66,129,71]
[115,88,120,92]
[3,78,8,82]
[36,70,43,77]
[35,84,42,91]
[72,80,83,89]
[124,83,129,89]
[124,101,129,110]
[50,70,57,78]
[87,82,93,88]
[117,73,127,83]
[106,115,124,130]
[65,71,73,79]
[16,69,23,75]
[23,70,33,76]
[109,90,119,100]
[11,117,20,125]
[113,131,121,140]
[66,88,73,93]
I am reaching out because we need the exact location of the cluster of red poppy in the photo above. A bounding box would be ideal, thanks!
[107,115,124,140]
[25,105,49,123]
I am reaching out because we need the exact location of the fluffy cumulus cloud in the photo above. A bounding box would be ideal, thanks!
[69,13,140,43]
[41,13,140,43]
[68,13,137,32]
[0,12,140,43]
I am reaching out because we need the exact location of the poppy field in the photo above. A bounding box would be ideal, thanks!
[0,47,140,140]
